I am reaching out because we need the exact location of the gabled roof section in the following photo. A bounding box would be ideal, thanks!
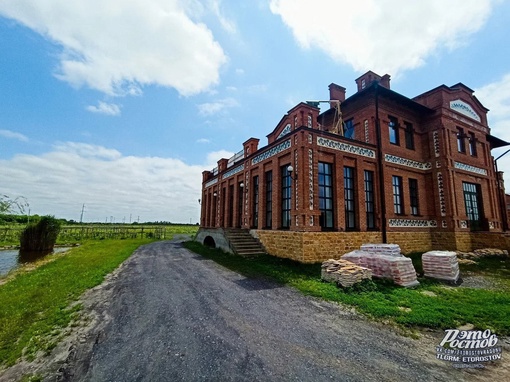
[325,81,434,116]
[413,82,489,121]
[267,102,319,144]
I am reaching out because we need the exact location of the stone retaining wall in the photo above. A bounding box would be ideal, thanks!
[253,230,510,263]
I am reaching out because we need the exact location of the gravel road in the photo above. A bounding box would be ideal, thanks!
[47,240,509,381]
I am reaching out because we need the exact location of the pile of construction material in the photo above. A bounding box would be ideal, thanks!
[422,251,460,282]
[342,244,420,288]
[360,243,401,256]
[321,259,372,287]
[457,248,509,259]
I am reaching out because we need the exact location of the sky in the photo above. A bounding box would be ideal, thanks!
[1,0,510,224]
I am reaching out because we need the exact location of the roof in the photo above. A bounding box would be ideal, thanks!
[487,134,510,149]
[321,81,434,119]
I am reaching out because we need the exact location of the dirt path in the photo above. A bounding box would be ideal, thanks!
[2,240,508,381]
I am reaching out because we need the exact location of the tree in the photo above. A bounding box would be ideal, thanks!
[0,195,29,214]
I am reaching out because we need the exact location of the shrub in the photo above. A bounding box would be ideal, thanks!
[20,216,62,252]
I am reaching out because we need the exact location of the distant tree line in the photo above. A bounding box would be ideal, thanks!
[0,214,197,226]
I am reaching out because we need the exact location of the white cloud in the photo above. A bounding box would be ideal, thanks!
[52,142,122,160]
[205,150,234,167]
[86,101,121,116]
[209,0,237,34]
[475,74,510,187]
[476,74,510,129]
[0,142,225,223]
[198,98,239,116]
[270,0,495,76]
[0,129,28,142]
[196,138,211,144]
[0,0,227,96]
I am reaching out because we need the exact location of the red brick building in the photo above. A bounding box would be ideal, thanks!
[198,71,510,262]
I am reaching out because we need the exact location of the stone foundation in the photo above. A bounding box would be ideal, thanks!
[253,230,510,263]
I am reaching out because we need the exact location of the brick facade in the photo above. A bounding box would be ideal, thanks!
[200,71,510,261]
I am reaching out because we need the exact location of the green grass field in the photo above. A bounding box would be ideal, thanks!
[0,239,154,367]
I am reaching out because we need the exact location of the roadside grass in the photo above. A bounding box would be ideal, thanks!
[0,238,154,367]
[183,241,510,335]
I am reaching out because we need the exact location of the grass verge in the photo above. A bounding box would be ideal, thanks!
[0,238,154,367]
[184,241,510,335]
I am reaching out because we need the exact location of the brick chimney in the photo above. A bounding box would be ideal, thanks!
[329,83,346,102]
[329,83,346,109]
[380,74,391,89]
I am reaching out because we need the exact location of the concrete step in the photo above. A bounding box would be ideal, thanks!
[224,229,266,257]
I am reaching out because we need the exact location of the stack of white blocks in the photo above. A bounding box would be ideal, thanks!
[342,244,419,288]
[422,250,460,282]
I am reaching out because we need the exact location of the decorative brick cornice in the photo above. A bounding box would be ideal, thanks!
[317,137,375,158]
[205,178,218,188]
[384,154,432,170]
[454,161,487,176]
[222,164,244,180]
[389,219,437,228]
[252,139,291,165]
[277,123,291,139]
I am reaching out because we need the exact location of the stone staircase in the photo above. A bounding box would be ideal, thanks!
[224,229,266,258]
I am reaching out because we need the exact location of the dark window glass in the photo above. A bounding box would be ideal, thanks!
[404,122,414,150]
[228,184,234,227]
[364,170,375,229]
[318,162,334,229]
[469,132,477,156]
[389,116,399,145]
[253,176,259,228]
[409,178,419,216]
[221,187,226,226]
[392,176,403,214]
[344,119,355,139]
[457,127,466,153]
[344,167,356,229]
[265,171,272,228]
[281,166,291,228]
[238,183,243,227]
[463,182,483,231]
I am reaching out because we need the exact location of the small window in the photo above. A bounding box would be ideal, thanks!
[392,176,403,214]
[404,122,414,150]
[265,171,273,228]
[457,127,466,153]
[409,178,419,216]
[344,118,355,139]
[319,162,334,229]
[364,170,375,229]
[469,132,477,156]
[307,115,312,128]
[281,166,291,229]
[389,116,399,145]
[344,167,356,229]
[361,78,366,89]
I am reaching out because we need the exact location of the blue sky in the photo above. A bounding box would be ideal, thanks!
[1,0,510,223]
